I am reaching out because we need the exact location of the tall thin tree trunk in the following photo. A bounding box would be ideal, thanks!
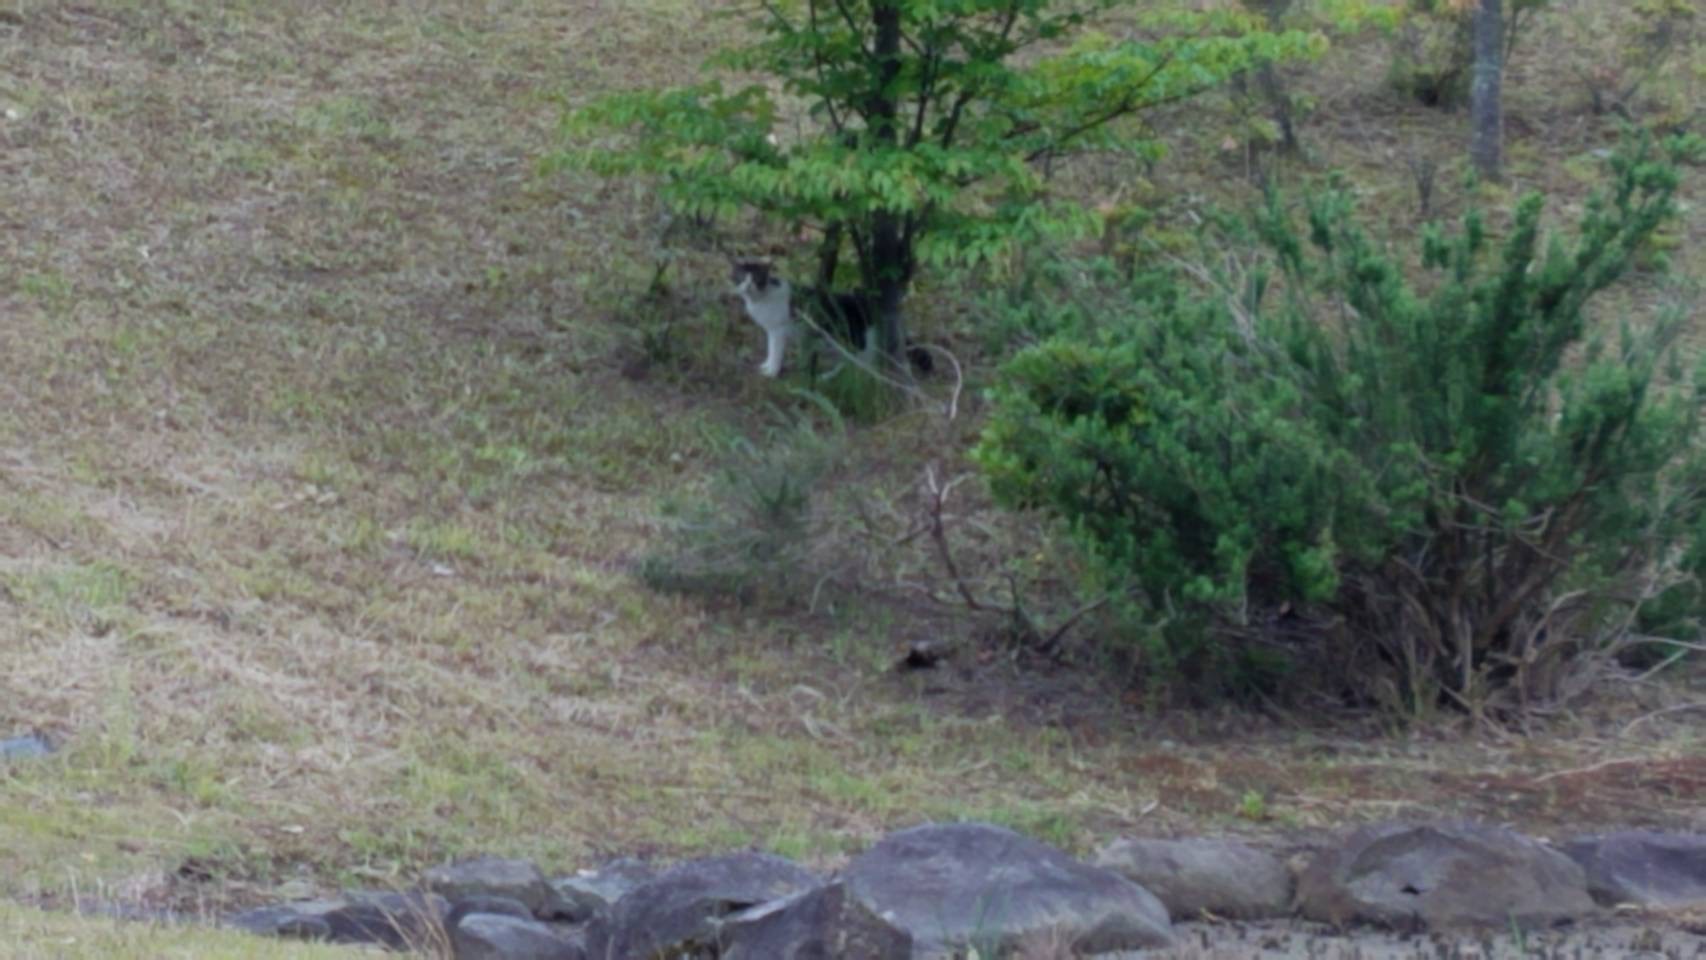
[1470,0,1504,180]
[867,3,908,359]
[1252,0,1297,154]
[815,221,843,290]
[874,233,907,358]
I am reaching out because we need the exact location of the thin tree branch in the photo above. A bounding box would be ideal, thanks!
[926,467,989,612]
[1021,49,1194,165]
[829,0,873,58]
[937,0,1022,149]
[1621,702,1706,738]
[805,0,848,133]
[906,31,940,148]
[1624,635,1706,655]
[938,88,977,148]
[1042,596,1111,649]
[1530,757,1645,785]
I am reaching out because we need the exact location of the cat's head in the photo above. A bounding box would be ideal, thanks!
[730,259,776,294]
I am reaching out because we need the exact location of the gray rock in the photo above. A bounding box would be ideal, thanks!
[426,857,569,920]
[454,914,585,960]
[549,857,657,923]
[227,903,336,941]
[0,734,54,760]
[1564,831,1706,909]
[1094,836,1293,920]
[228,891,448,948]
[449,895,538,925]
[1297,822,1594,931]
[718,881,912,959]
[841,822,1174,957]
[586,852,818,960]
[331,891,450,947]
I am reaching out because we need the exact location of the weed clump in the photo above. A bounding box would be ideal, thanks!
[637,410,842,605]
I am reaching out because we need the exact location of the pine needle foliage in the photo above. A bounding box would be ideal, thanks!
[976,132,1706,719]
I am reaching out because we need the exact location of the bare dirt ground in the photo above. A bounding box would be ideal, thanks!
[1165,915,1706,958]
[0,0,1703,956]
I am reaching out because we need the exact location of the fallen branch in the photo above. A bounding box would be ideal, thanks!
[1621,702,1706,738]
[1530,757,1646,785]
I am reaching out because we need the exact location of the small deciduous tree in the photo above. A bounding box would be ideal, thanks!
[551,1,1323,362]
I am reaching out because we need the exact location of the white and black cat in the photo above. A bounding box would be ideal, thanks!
[730,259,926,378]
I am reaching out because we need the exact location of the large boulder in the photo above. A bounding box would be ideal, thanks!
[453,913,586,960]
[586,852,817,960]
[228,891,449,948]
[1564,831,1706,909]
[1093,836,1293,920]
[841,822,1173,956]
[425,857,569,920]
[1297,822,1594,931]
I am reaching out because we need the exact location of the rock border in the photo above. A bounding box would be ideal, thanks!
[216,820,1706,958]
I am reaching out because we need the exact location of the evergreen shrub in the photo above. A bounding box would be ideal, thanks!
[976,133,1706,717]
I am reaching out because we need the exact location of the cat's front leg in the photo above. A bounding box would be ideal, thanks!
[760,325,789,378]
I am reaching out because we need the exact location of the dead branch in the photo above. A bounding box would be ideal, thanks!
[1622,634,1706,655]
[925,465,989,612]
[1621,702,1706,738]
[1043,596,1110,649]
[1530,757,1646,785]
[919,466,1116,660]
[916,343,965,421]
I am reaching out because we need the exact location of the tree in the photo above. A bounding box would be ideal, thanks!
[553,1,1323,363]
[1469,0,1503,178]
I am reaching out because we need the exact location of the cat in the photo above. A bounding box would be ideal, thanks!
[730,259,927,378]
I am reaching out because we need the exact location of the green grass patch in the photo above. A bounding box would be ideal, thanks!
[1,562,137,632]
[0,901,353,960]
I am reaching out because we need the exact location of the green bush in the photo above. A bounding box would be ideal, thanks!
[976,133,1706,718]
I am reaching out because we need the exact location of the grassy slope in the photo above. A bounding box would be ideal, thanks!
[0,0,1702,949]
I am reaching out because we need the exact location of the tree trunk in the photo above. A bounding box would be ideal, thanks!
[815,221,844,290]
[866,2,909,359]
[1470,0,1504,180]
[1250,0,1297,154]
[872,214,908,358]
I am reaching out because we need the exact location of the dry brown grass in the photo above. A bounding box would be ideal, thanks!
[0,2,1701,949]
